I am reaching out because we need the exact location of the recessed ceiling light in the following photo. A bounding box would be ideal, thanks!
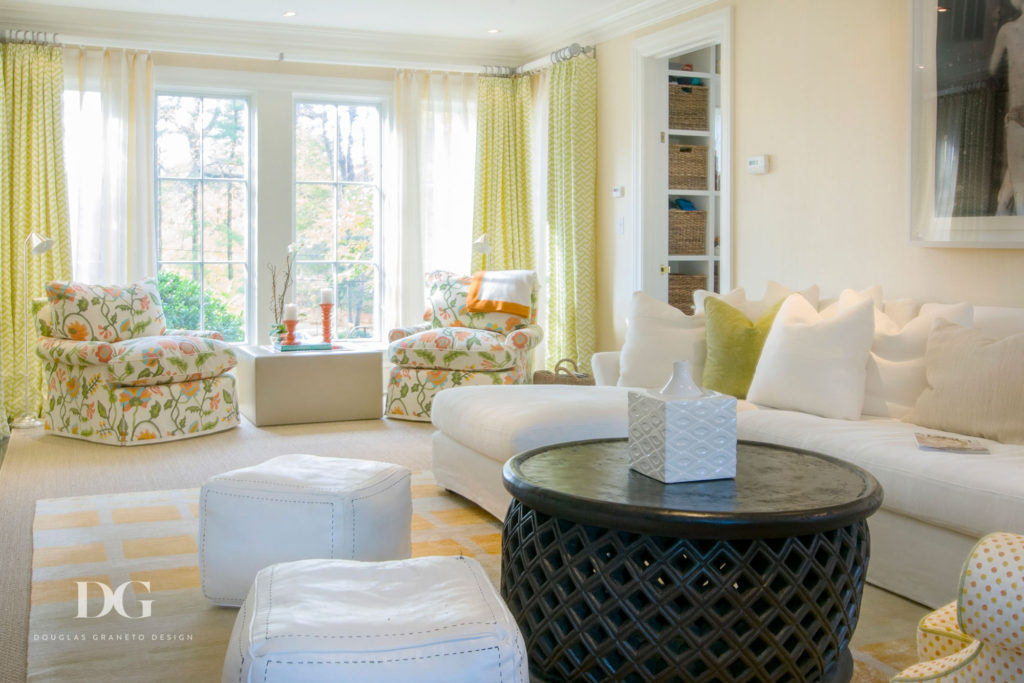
[487,29,500,34]
[937,6,947,11]
[282,10,297,17]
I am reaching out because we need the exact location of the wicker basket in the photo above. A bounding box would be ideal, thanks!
[669,145,708,190]
[668,83,708,131]
[668,274,706,315]
[533,358,595,386]
[668,210,706,255]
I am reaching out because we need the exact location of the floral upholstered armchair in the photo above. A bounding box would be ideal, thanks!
[386,270,543,421]
[34,279,239,445]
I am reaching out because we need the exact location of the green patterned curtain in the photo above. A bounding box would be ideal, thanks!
[1,43,72,428]
[546,54,597,372]
[472,75,534,271]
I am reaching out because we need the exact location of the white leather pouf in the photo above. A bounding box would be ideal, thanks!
[222,556,528,683]
[200,454,411,607]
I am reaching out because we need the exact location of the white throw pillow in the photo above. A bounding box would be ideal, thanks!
[907,320,1024,444]
[693,287,756,318]
[694,282,818,321]
[747,294,875,420]
[819,285,883,318]
[860,299,973,418]
[763,280,821,311]
[617,291,705,390]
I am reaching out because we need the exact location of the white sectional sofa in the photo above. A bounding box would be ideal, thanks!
[431,292,1024,609]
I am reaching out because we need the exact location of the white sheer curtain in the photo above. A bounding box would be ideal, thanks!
[388,70,477,329]
[529,68,550,366]
[63,48,155,284]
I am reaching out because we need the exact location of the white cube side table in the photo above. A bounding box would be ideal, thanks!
[235,344,383,426]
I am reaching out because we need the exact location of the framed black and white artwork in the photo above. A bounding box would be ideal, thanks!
[910,0,1024,246]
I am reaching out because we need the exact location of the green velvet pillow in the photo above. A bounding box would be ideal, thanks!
[702,297,783,399]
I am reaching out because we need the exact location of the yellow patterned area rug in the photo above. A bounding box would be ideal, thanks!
[28,474,914,682]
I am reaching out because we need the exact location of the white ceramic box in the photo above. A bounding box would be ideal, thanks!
[627,389,738,483]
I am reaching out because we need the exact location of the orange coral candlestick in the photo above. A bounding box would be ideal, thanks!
[320,303,333,343]
[284,319,297,345]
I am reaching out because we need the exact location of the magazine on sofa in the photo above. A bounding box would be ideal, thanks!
[914,432,990,454]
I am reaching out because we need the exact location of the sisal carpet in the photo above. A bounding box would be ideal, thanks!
[27,475,501,682]
[3,418,925,682]
[26,483,919,682]
[0,417,435,682]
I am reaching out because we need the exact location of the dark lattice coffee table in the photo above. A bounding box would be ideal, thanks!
[500,439,883,683]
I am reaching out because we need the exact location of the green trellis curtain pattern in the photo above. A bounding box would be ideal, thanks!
[472,75,535,271]
[546,54,597,372]
[1,42,72,428]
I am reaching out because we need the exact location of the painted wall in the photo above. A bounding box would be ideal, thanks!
[595,0,1024,352]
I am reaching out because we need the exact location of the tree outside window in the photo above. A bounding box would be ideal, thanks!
[294,101,382,340]
[155,94,249,341]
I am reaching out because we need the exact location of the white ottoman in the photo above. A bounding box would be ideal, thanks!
[222,556,528,683]
[200,454,411,606]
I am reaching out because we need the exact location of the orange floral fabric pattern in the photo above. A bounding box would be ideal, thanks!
[384,360,528,421]
[40,361,237,445]
[389,328,516,371]
[106,336,236,387]
[45,278,167,342]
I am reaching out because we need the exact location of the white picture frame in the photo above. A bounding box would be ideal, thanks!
[909,0,1024,247]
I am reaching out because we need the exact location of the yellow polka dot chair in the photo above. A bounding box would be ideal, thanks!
[33,279,240,445]
[892,532,1024,683]
[385,270,542,421]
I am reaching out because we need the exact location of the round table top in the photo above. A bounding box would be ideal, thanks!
[502,439,883,539]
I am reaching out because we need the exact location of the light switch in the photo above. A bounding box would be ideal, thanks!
[612,186,625,198]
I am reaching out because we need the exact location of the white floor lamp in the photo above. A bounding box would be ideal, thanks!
[472,233,490,271]
[11,231,54,429]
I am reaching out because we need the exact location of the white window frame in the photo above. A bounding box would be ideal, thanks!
[153,66,393,344]
[292,94,386,341]
[154,86,255,341]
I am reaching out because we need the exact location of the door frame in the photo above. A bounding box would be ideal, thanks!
[630,7,733,298]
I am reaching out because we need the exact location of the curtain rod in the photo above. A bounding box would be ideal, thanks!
[482,42,596,78]
[1,30,62,46]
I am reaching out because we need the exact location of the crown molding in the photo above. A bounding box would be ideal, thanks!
[520,0,718,61]
[0,0,715,70]
[0,3,526,70]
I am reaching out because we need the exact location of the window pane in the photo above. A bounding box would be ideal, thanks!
[336,263,377,339]
[295,103,337,182]
[294,262,333,340]
[157,95,201,178]
[337,105,379,183]
[159,179,201,262]
[296,184,335,260]
[157,264,202,331]
[203,264,246,342]
[338,185,377,261]
[202,98,248,179]
[203,181,247,261]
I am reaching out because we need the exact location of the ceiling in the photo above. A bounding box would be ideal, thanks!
[0,0,711,69]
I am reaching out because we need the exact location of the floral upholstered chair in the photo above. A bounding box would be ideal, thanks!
[892,532,1024,682]
[385,270,543,421]
[34,278,239,445]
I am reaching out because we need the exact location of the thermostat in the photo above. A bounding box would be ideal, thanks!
[747,155,769,174]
